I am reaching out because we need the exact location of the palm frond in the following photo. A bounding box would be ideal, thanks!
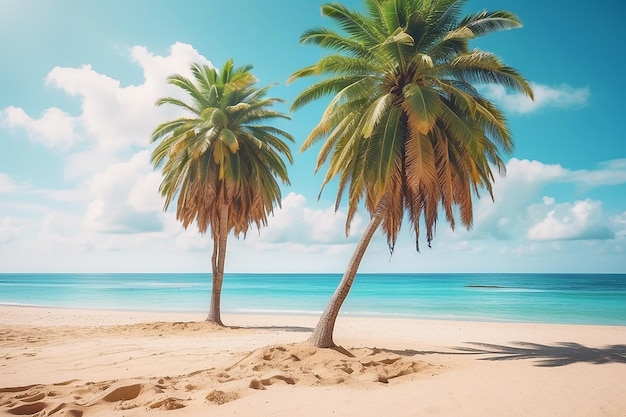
[460,10,522,37]
[300,27,375,58]
[290,75,367,111]
[155,97,198,114]
[401,83,441,134]
[321,3,383,45]
[368,106,404,195]
[448,51,534,98]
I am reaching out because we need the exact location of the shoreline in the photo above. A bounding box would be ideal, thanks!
[2,302,626,327]
[3,305,626,343]
[1,305,625,416]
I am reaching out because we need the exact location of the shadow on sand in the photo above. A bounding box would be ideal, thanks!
[230,325,314,333]
[452,342,626,367]
[369,342,626,367]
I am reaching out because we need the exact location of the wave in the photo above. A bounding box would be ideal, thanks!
[228,308,324,316]
[466,285,507,288]
[465,285,546,293]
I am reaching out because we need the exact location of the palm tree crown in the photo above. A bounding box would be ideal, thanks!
[290,0,533,252]
[152,60,294,238]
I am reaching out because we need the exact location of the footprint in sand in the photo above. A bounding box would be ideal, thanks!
[16,392,45,402]
[149,397,185,410]
[206,390,239,405]
[48,403,84,417]
[0,385,38,394]
[249,374,296,390]
[100,383,142,402]
[6,401,46,415]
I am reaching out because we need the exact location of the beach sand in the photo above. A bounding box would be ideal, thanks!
[1,306,625,416]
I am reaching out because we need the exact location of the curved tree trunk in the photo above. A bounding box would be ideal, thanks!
[308,197,388,348]
[206,203,229,326]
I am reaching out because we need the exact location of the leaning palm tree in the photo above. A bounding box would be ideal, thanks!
[289,0,533,348]
[151,60,294,325]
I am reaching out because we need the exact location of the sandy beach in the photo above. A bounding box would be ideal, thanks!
[1,306,625,416]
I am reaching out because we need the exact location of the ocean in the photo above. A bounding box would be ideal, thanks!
[1,273,625,325]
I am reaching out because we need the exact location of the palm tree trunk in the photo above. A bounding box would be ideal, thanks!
[210,231,218,280]
[206,203,229,326]
[308,197,388,348]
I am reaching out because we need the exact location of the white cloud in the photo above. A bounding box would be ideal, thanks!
[1,42,213,182]
[481,82,589,114]
[0,43,222,261]
[527,198,613,241]
[258,192,363,247]
[470,158,568,239]
[569,159,626,188]
[63,148,125,182]
[220,193,370,273]
[0,217,23,244]
[130,42,214,94]
[0,173,18,193]
[42,211,82,237]
[609,212,626,242]
[0,106,80,149]
[44,42,212,154]
[467,158,626,244]
[35,211,91,253]
[169,192,366,258]
[128,170,163,213]
[32,187,86,204]
[84,150,163,234]
[176,227,211,252]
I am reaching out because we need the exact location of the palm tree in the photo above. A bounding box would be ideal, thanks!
[151,60,294,325]
[289,0,533,348]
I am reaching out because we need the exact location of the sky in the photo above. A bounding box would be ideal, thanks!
[1,0,625,274]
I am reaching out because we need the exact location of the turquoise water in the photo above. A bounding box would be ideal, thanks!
[1,273,625,325]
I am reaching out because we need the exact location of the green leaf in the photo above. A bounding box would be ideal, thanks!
[378,28,415,48]
[210,109,228,128]
[402,84,440,134]
[373,106,403,193]
[361,93,392,138]
[219,128,239,153]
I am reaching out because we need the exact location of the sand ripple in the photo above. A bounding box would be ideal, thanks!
[0,335,433,416]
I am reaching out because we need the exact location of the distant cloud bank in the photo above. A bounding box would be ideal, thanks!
[481,82,590,114]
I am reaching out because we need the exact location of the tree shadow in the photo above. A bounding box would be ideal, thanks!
[368,347,449,356]
[229,325,314,333]
[453,342,626,367]
[367,343,626,367]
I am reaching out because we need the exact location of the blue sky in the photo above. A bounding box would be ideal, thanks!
[1,0,625,273]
